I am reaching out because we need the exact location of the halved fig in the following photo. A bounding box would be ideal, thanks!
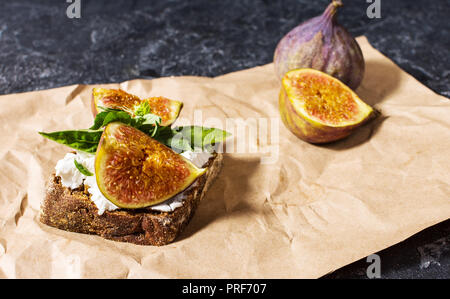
[91,88,182,126]
[279,68,375,143]
[95,122,206,209]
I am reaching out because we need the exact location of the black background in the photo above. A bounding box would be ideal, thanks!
[0,0,449,278]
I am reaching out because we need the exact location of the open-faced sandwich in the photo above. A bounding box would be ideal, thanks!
[39,88,229,246]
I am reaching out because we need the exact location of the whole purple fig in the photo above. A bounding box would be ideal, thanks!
[274,0,365,90]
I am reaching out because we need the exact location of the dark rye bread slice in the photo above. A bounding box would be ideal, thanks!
[40,153,223,246]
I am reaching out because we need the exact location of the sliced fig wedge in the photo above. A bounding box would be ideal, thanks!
[279,68,375,143]
[91,88,182,126]
[95,122,206,209]
[141,96,183,127]
[91,88,140,116]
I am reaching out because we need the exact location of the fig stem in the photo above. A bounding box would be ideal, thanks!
[332,0,343,7]
[323,0,343,19]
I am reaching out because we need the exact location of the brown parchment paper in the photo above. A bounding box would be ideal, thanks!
[0,36,449,278]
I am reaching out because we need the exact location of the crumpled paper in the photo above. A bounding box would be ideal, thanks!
[0,36,449,278]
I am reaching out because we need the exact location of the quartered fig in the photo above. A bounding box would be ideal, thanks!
[279,68,374,144]
[274,0,365,90]
[95,122,206,209]
[91,88,182,126]
[141,96,183,126]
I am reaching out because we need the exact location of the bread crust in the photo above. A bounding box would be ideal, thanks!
[40,153,223,246]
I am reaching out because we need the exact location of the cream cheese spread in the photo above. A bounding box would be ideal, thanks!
[54,150,212,215]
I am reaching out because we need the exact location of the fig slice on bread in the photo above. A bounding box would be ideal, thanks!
[95,122,206,209]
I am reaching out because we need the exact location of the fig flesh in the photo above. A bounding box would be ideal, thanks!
[95,122,206,209]
[279,68,374,143]
[92,88,182,126]
[274,0,365,90]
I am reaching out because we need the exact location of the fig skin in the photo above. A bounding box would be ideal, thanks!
[279,68,375,144]
[274,0,365,90]
[95,122,206,209]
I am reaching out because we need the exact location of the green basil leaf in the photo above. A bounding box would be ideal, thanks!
[134,101,151,116]
[160,134,193,153]
[93,102,161,133]
[97,106,122,113]
[74,159,93,176]
[150,122,159,137]
[173,126,230,148]
[153,126,230,152]
[89,111,109,130]
[102,111,131,127]
[39,130,103,154]
[132,116,158,128]
[151,125,173,141]
[90,110,133,130]
[138,113,161,126]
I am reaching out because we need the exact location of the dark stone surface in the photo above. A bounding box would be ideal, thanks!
[1,0,448,97]
[0,0,448,278]
[323,219,450,279]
